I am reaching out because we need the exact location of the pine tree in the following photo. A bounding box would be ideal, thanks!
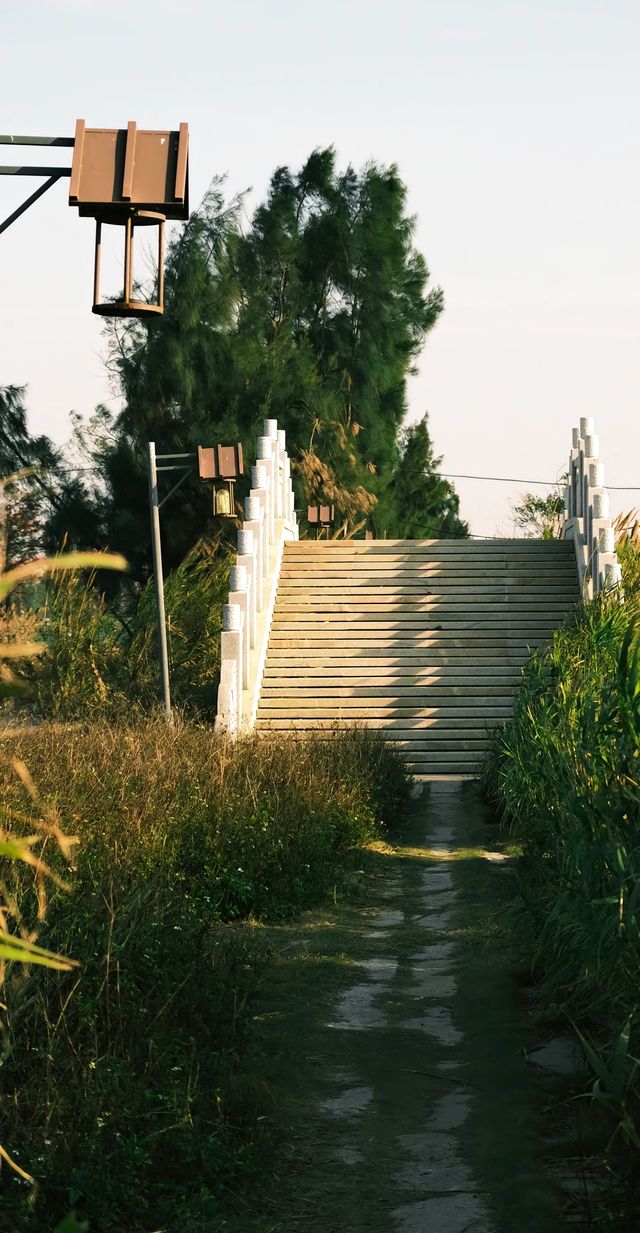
[0,385,107,565]
[390,414,468,539]
[47,151,459,571]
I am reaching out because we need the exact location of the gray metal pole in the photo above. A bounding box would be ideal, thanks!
[147,441,172,721]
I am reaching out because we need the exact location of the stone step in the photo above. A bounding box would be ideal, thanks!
[283,541,574,554]
[256,709,515,724]
[268,641,549,651]
[269,622,563,633]
[254,537,578,774]
[262,690,522,700]
[279,564,576,576]
[262,670,522,680]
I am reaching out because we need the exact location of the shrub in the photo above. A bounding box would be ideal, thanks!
[33,568,126,717]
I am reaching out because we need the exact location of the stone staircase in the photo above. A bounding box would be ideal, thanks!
[254,539,580,775]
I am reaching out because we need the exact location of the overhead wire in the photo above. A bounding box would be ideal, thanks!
[50,464,640,492]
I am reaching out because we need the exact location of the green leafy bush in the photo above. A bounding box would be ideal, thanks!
[0,719,409,1231]
[33,567,126,716]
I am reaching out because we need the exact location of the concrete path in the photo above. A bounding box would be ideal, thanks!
[251,781,564,1233]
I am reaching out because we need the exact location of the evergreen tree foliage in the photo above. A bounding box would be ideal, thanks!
[390,414,468,539]
[37,150,463,572]
[0,386,99,564]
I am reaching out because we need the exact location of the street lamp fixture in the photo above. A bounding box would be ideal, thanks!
[69,120,189,317]
[1,119,189,318]
[307,503,335,538]
[197,444,244,517]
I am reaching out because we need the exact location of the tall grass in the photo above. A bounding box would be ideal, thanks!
[0,719,409,1232]
[484,521,640,1185]
[3,537,232,720]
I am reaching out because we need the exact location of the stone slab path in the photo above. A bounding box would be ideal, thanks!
[249,781,566,1233]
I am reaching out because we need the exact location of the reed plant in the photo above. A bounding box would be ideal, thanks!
[484,518,640,1190]
[1,536,232,721]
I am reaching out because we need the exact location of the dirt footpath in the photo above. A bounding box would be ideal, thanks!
[247,780,567,1233]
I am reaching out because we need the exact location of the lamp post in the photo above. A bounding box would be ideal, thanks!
[147,442,173,720]
[146,440,244,720]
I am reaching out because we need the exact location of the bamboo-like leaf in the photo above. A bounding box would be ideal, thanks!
[0,836,39,861]
[0,551,127,601]
[0,830,71,888]
[0,929,77,971]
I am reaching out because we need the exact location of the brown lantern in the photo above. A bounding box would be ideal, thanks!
[307,503,335,538]
[69,119,189,317]
[307,503,335,527]
[198,444,244,517]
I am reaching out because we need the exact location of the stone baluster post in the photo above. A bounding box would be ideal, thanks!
[574,426,584,517]
[220,602,243,731]
[604,560,623,591]
[263,418,281,523]
[582,433,598,584]
[236,528,257,648]
[228,565,249,687]
[250,464,271,559]
[274,428,285,519]
[256,438,276,541]
[586,460,604,593]
[578,417,594,522]
[243,496,265,612]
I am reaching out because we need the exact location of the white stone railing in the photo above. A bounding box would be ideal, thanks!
[562,416,622,599]
[215,418,298,734]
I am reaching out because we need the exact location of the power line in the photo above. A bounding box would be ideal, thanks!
[441,472,558,487]
[43,464,640,492]
[440,473,640,492]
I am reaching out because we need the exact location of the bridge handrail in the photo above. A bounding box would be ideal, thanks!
[562,416,622,599]
[215,418,298,734]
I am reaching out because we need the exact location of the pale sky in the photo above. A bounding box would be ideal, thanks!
[2,0,639,535]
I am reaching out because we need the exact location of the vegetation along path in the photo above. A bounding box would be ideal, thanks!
[249,780,569,1233]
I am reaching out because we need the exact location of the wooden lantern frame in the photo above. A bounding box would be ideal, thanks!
[68,119,189,317]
